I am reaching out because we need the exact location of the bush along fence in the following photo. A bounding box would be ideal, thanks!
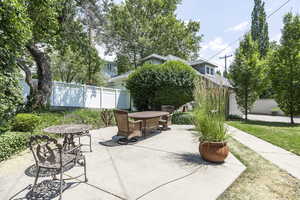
[21,80,131,110]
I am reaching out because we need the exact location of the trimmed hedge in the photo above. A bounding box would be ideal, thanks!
[11,113,40,132]
[126,61,197,110]
[172,112,193,125]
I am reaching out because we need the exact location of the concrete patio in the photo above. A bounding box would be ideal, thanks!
[0,125,245,200]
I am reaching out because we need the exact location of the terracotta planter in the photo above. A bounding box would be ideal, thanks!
[199,141,229,163]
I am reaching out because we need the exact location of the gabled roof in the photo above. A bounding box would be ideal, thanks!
[140,54,188,64]
[141,54,220,68]
[140,54,167,62]
[165,55,187,63]
[189,57,219,68]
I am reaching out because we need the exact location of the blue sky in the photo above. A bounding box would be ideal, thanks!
[176,0,299,71]
[101,0,299,72]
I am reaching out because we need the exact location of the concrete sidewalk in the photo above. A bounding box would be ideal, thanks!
[227,125,300,180]
[0,125,245,200]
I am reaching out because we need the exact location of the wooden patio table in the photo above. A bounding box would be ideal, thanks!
[128,111,169,135]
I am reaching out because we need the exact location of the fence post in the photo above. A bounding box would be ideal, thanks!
[82,84,86,108]
[115,89,117,109]
[100,87,103,109]
[51,82,55,106]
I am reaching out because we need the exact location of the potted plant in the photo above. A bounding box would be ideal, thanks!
[193,78,229,163]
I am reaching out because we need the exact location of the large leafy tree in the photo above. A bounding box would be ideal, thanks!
[251,0,269,58]
[13,0,107,110]
[229,34,265,120]
[269,13,300,124]
[51,0,105,86]
[103,0,201,68]
[0,0,31,123]
[51,46,105,86]
[21,0,61,110]
[116,54,132,75]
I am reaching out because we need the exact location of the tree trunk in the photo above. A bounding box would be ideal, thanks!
[245,89,248,120]
[291,113,294,124]
[17,61,36,103]
[26,44,52,110]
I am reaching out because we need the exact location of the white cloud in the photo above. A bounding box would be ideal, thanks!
[225,21,249,32]
[203,37,231,51]
[200,37,235,73]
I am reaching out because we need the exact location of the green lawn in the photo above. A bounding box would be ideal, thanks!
[218,137,300,200]
[227,120,300,155]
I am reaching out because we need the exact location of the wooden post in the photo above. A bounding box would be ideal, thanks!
[100,87,103,109]
[115,89,118,109]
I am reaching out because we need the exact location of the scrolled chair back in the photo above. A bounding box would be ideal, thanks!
[29,135,63,166]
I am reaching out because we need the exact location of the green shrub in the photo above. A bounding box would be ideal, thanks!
[0,132,29,162]
[0,70,23,125]
[11,113,40,132]
[0,123,10,134]
[172,112,193,125]
[126,61,197,110]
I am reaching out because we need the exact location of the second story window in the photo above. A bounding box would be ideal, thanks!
[206,67,210,74]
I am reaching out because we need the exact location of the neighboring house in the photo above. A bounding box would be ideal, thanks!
[102,60,118,78]
[106,53,231,89]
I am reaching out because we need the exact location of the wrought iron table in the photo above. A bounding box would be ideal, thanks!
[43,124,91,151]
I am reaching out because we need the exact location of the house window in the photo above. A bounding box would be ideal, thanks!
[210,68,214,75]
[206,67,210,74]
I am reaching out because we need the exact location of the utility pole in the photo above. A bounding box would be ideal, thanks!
[219,54,233,77]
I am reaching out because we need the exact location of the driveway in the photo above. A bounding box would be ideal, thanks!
[0,125,245,200]
[248,114,300,124]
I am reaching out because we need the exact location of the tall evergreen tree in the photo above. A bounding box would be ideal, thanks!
[269,13,300,124]
[251,0,269,57]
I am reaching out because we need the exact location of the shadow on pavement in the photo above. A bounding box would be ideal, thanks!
[24,163,75,178]
[172,152,223,167]
[9,179,79,200]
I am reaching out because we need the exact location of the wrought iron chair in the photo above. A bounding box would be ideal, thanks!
[29,135,87,200]
[114,110,142,139]
[159,105,175,130]
[75,130,92,152]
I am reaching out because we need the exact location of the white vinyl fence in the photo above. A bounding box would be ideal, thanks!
[250,99,284,115]
[21,80,131,109]
[228,92,285,116]
[229,92,243,116]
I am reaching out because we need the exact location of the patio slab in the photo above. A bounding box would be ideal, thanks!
[0,125,245,200]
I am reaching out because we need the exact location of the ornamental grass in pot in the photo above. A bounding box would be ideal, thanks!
[193,77,229,163]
